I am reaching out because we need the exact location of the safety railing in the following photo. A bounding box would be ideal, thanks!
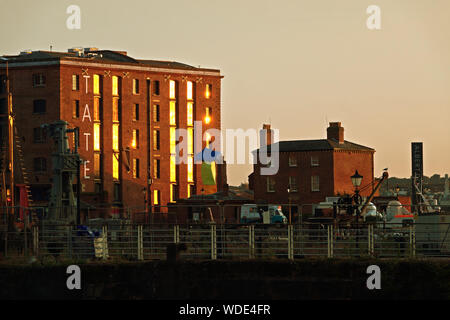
[2,222,450,261]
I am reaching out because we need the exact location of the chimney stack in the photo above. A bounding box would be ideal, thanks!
[327,122,344,144]
[262,124,272,146]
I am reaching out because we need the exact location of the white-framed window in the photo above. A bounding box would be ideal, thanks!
[311,156,319,167]
[311,176,320,192]
[289,176,298,192]
[289,154,297,167]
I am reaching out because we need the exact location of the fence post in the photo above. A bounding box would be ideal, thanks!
[211,224,217,260]
[173,225,180,244]
[102,225,108,260]
[249,225,255,259]
[410,225,416,258]
[137,225,143,261]
[288,224,294,260]
[327,224,333,258]
[32,225,39,256]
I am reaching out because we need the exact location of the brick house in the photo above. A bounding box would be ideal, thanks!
[0,48,225,219]
[248,122,375,217]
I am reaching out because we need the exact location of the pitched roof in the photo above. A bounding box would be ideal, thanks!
[255,138,374,153]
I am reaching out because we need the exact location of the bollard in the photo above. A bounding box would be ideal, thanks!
[211,224,217,260]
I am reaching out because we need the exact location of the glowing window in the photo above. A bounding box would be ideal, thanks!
[169,80,176,99]
[169,101,176,125]
[133,158,139,178]
[187,81,193,100]
[112,98,119,122]
[170,184,174,203]
[170,156,176,182]
[170,127,176,154]
[113,154,119,180]
[153,190,159,205]
[93,123,100,151]
[112,124,119,151]
[112,76,118,96]
[93,75,100,95]
[187,102,194,126]
[187,156,194,182]
[204,107,211,124]
[205,132,211,148]
[205,84,212,99]
[133,79,139,94]
[132,129,139,149]
[187,128,193,154]
[153,130,160,151]
[94,153,101,178]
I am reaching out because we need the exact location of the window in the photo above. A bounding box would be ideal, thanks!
[93,74,100,95]
[153,130,160,150]
[169,101,176,125]
[153,80,160,95]
[289,176,298,192]
[170,127,176,154]
[267,177,275,192]
[132,158,140,178]
[32,74,46,87]
[133,104,139,121]
[170,184,177,203]
[153,190,160,205]
[72,100,80,119]
[93,97,100,121]
[204,107,211,124]
[205,132,211,148]
[188,184,195,198]
[132,129,139,149]
[93,123,101,151]
[153,105,160,122]
[187,128,193,154]
[33,100,46,114]
[153,159,160,179]
[187,156,194,182]
[311,156,319,167]
[112,76,119,96]
[72,75,79,91]
[33,127,46,143]
[187,81,194,100]
[113,154,119,180]
[112,124,119,151]
[205,84,212,99]
[187,102,194,126]
[311,176,320,192]
[169,80,176,99]
[170,155,176,182]
[133,79,139,94]
[94,153,101,178]
[112,98,119,122]
[113,183,121,201]
[0,75,6,94]
[289,154,297,167]
[34,157,47,172]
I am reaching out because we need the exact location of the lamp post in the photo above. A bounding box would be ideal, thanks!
[351,170,363,255]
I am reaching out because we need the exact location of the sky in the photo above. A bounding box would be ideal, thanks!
[1,0,449,186]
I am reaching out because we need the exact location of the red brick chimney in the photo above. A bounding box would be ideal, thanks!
[327,122,344,144]
[262,124,272,146]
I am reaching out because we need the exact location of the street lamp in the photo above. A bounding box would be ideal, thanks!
[351,170,363,255]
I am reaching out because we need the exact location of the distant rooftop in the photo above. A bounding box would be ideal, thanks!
[1,48,221,73]
[256,139,375,153]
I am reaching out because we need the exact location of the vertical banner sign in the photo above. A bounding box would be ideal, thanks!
[411,142,423,212]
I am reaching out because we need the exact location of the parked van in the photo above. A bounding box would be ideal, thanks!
[240,204,287,224]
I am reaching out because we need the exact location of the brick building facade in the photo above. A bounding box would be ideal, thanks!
[249,122,375,215]
[0,48,224,218]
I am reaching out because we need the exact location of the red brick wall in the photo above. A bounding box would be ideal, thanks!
[2,60,222,213]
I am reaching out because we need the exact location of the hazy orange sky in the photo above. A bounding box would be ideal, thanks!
[1,0,449,185]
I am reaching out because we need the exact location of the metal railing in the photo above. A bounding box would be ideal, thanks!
[1,222,449,261]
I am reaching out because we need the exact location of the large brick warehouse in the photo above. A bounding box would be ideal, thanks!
[0,48,225,219]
